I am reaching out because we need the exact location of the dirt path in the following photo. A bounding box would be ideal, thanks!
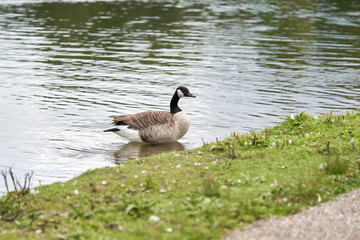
[222,188,360,240]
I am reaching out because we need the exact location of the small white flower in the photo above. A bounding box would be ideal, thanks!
[319,163,327,170]
[134,175,138,178]
[35,229,42,234]
[204,166,209,170]
[240,173,250,180]
[237,179,242,183]
[40,215,44,219]
[140,183,143,187]
[172,179,176,183]
[121,184,125,187]
[194,162,202,166]
[176,164,181,168]
[30,189,38,195]
[74,189,79,195]
[72,181,77,186]
[281,165,286,169]
[102,180,107,185]
[289,140,292,144]
[141,170,147,174]
[198,151,202,154]
[290,113,295,119]
[174,153,179,157]
[149,215,160,222]
[166,227,173,233]
[66,196,70,200]
[317,193,322,202]
[203,198,211,204]
[220,185,228,191]
[61,183,64,187]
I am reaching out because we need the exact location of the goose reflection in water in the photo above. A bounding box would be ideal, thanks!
[113,141,185,164]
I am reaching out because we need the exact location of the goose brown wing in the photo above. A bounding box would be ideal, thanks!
[112,111,174,130]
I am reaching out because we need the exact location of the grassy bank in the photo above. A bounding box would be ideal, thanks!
[1,112,360,240]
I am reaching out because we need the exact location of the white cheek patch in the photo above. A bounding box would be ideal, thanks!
[177,89,185,98]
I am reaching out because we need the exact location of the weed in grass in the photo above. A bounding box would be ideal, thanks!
[70,197,94,219]
[122,197,155,218]
[1,167,33,195]
[142,176,157,191]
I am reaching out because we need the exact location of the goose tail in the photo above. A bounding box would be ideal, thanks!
[103,127,121,132]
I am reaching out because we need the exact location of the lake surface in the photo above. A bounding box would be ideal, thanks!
[1,0,360,193]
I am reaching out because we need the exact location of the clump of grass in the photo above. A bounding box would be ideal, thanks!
[0,167,34,221]
[324,153,349,175]
[271,176,324,207]
[202,178,220,198]
[0,194,23,221]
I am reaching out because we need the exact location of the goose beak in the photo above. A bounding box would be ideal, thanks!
[187,93,196,98]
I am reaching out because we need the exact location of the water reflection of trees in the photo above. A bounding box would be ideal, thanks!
[2,0,359,71]
[253,0,360,69]
[23,1,203,47]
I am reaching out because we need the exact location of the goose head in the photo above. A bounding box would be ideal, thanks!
[170,86,195,115]
[176,86,196,98]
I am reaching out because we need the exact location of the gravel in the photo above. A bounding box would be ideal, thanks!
[222,188,360,240]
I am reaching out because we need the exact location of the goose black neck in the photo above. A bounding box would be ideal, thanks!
[170,91,182,115]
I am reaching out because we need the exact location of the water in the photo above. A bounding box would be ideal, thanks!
[0,0,359,193]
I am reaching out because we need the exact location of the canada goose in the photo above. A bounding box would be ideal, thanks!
[104,86,196,143]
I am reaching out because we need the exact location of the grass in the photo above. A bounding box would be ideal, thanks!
[1,111,360,239]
